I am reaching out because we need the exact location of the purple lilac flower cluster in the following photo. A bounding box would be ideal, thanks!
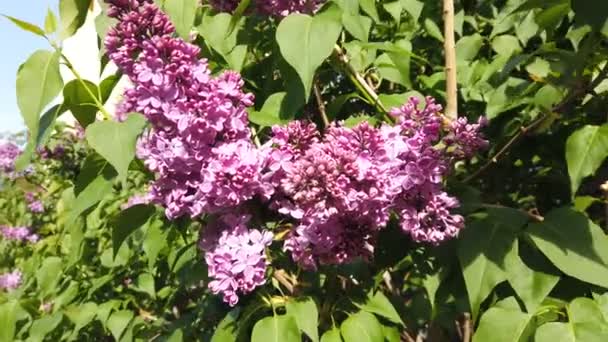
[0,226,39,244]
[268,97,487,269]
[209,0,325,16]
[25,192,45,214]
[106,0,262,220]
[0,142,20,174]
[198,214,273,306]
[105,0,486,304]
[106,0,271,305]
[0,270,22,291]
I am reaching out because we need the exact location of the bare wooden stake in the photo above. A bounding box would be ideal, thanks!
[443,0,458,119]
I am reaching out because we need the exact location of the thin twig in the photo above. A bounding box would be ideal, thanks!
[332,45,394,123]
[463,114,547,182]
[462,313,472,342]
[481,203,544,222]
[443,0,458,119]
[464,50,608,183]
[401,331,416,342]
[313,81,330,127]
[250,126,262,148]
[273,269,295,294]
[61,55,113,121]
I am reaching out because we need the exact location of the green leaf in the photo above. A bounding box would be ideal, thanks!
[342,13,372,42]
[400,0,423,21]
[276,5,342,99]
[491,35,522,56]
[16,50,63,149]
[143,217,168,270]
[45,9,58,34]
[85,113,147,180]
[359,0,379,22]
[356,291,403,325]
[286,297,319,342]
[381,325,401,342]
[28,312,63,342]
[64,302,98,336]
[63,79,100,127]
[320,327,342,342]
[248,92,293,127]
[526,207,608,288]
[211,308,240,342]
[198,12,247,71]
[2,15,45,36]
[112,204,156,257]
[503,239,559,313]
[473,299,534,342]
[59,0,90,39]
[459,209,529,318]
[14,104,67,170]
[99,74,121,104]
[107,310,134,341]
[536,3,570,30]
[569,298,607,324]
[423,18,443,42]
[166,329,184,342]
[383,2,402,25]
[164,0,198,39]
[251,315,301,342]
[566,124,608,196]
[535,305,608,342]
[70,154,117,222]
[456,34,484,63]
[137,273,156,299]
[36,257,64,297]
[340,311,384,342]
[0,301,17,342]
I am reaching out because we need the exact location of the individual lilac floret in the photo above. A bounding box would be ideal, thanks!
[444,117,489,158]
[121,193,153,210]
[25,192,45,214]
[284,214,379,270]
[0,142,21,174]
[397,192,464,244]
[0,270,22,291]
[198,214,273,306]
[1,226,39,244]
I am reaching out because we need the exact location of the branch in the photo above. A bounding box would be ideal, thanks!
[462,313,472,342]
[273,269,295,294]
[332,45,394,123]
[443,0,458,119]
[465,64,608,182]
[313,81,330,127]
[463,114,547,183]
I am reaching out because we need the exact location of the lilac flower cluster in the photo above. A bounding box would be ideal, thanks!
[105,0,486,303]
[0,226,39,244]
[268,97,487,269]
[106,0,262,220]
[210,0,326,17]
[25,192,45,214]
[0,142,20,174]
[0,270,22,291]
[106,0,272,304]
[198,214,273,306]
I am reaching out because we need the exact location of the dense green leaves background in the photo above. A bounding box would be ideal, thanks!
[2,0,608,340]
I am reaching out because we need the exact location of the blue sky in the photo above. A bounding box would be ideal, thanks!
[0,0,56,133]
